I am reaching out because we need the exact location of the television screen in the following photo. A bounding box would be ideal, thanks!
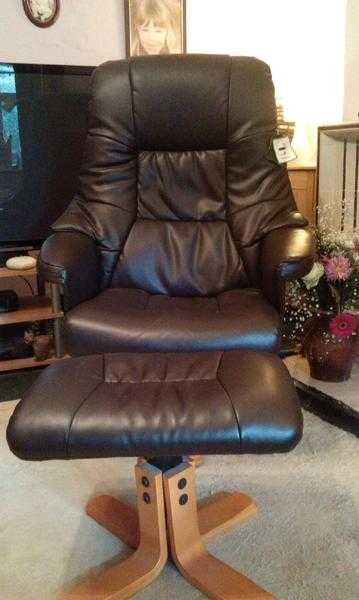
[0,63,94,247]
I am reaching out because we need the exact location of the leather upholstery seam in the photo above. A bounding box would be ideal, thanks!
[138,148,226,155]
[145,292,151,309]
[228,196,288,218]
[65,380,103,458]
[226,58,244,282]
[233,225,306,251]
[217,377,242,450]
[216,352,242,449]
[127,59,140,264]
[225,58,232,221]
[233,240,259,250]
[85,199,133,215]
[38,259,66,282]
[39,258,65,273]
[134,217,226,223]
[217,350,225,373]
[128,60,138,148]
[97,247,120,253]
[215,295,221,312]
[228,127,276,146]
[87,131,126,145]
[104,377,217,384]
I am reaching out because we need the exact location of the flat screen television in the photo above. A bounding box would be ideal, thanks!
[0,62,94,250]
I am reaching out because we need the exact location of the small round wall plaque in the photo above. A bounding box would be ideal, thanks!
[22,0,60,28]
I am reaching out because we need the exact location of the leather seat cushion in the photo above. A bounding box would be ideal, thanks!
[7,350,302,461]
[64,288,281,355]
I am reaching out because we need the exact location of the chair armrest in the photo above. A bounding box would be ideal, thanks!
[38,232,101,311]
[260,227,315,311]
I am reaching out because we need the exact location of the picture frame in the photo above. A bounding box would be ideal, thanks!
[124,0,186,58]
[22,0,60,28]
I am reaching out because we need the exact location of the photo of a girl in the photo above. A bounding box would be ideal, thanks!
[125,0,186,57]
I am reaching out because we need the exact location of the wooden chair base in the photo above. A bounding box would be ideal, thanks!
[63,460,276,600]
[63,463,168,600]
[189,454,204,467]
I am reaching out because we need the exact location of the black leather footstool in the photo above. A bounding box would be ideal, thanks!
[7,349,302,600]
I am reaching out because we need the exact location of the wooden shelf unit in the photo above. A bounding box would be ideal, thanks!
[318,122,359,142]
[0,296,63,326]
[0,354,70,373]
[0,266,66,372]
[288,166,316,225]
[0,266,37,279]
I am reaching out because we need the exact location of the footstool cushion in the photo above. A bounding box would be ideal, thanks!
[7,350,302,461]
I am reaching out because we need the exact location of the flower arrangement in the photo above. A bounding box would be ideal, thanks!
[283,228,359,348]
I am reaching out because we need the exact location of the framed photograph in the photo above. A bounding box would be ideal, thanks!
[124,0,186,58]
[22,0,60,28]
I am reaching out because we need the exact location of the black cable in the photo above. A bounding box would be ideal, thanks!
[18,276,35,296]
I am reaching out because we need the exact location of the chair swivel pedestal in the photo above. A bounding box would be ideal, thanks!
[64,458,271,600]
[86,459,256,552]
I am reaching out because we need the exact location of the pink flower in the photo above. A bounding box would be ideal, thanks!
[329,313,358,338]
[323,255,353,281]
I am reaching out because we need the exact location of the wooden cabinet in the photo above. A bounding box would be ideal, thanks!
[0,266,67,372]
[288,167,316,225]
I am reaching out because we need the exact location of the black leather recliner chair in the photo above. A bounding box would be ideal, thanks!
[38,54,314,356]
[7,55,315,599]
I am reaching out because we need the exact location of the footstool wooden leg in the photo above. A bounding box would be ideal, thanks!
[86,490,257,551]
[62,464,167,600]
[198,491,257,541]
[86,480,257,551]
[163,463,276,600]
[86,495,139,549]
[189,455,203,467]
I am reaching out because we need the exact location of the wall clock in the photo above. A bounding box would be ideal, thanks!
[22,0,60,28]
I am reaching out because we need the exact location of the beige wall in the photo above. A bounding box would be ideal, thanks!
[0,0,349,123]
[344,0,359,121]
[1,0,348,167]
[0,0,125,66]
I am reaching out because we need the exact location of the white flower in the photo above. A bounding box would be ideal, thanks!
[302,261,324,289]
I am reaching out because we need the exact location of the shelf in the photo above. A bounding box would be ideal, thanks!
[0,354,70,373]
[321,127,359,142]
[0,296,63,325]
[0,266,37,279]
[288,166,316,172]
[0,261,64,372]
[288,168,316,225]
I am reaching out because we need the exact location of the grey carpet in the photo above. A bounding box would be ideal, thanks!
[1,401,358,600]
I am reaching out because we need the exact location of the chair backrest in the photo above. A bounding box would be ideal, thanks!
[53,55,305,295]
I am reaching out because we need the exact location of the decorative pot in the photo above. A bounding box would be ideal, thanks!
[306,315,358,382]
[33,335,54,362]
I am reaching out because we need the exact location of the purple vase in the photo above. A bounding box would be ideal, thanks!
[306,315,358,382]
